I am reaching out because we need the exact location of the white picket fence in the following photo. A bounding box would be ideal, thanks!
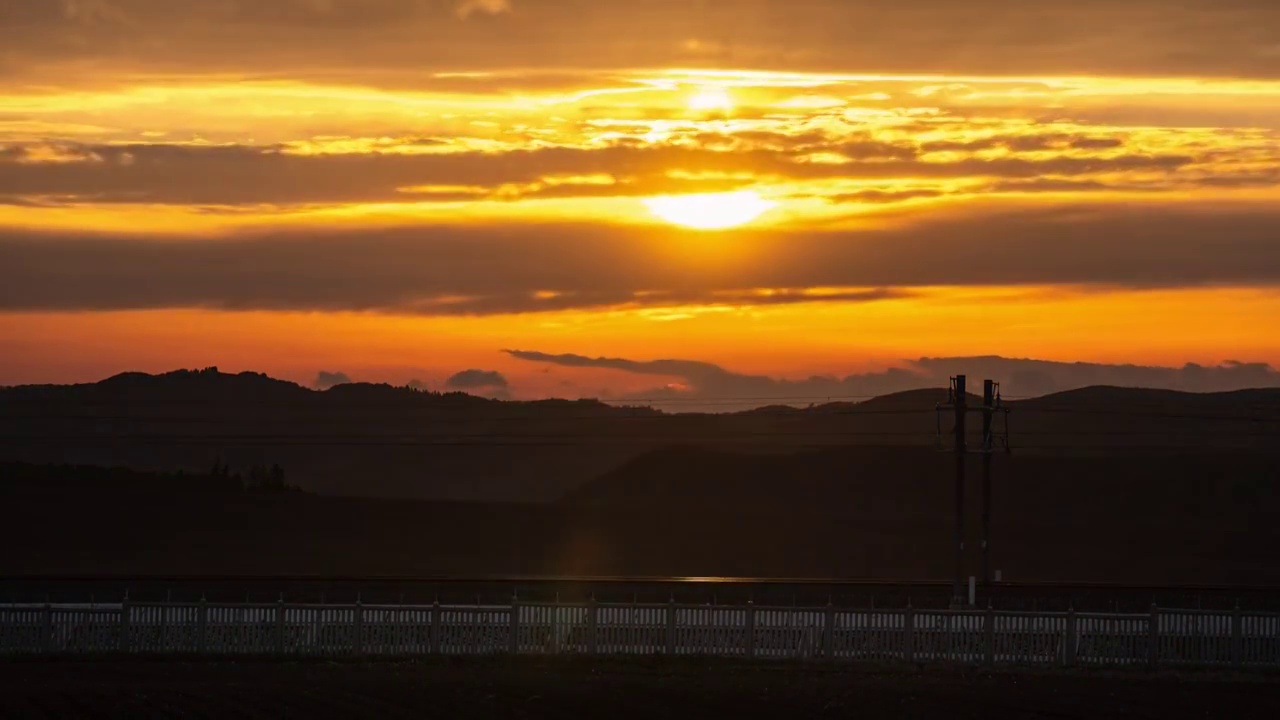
[1,602,1277,667]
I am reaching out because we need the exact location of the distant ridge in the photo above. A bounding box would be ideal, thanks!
[1,368,1277,503]
[559,443,1280,508]
[0,367,651,417]
[6,367,1280,414]
[2,368,1277,585]
[1022,385,1280,411]
[846,388,958,411]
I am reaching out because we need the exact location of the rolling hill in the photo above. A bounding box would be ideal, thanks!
[2,369,1278,583]
[1,368,1277,502]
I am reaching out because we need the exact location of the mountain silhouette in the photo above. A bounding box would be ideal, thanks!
[2,369,1278,585]
[1,368,1277,501]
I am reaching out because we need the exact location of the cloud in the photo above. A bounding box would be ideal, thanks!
[446,368,509,389]
[0,138,1221,207]
[3,201,1280,315]
[922,133,1124,154]
[505,351,736,385]
[60,0,129,25]
[455,0,510,19]
[314,370,352,388]
[4,1,1280,81]
[911,357,1280,399]
[506,350,1280,405]
[986,178,1130,194]
[829,189,945,204]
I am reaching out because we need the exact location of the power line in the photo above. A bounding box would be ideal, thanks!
[0,393,900,406]
[4,427,1276,439]
[4,436,1275,448]
[0,408,940,423]
[5,405,1278,423]
[1005,407,1280,423]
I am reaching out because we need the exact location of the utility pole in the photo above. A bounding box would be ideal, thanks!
[981,380,994,590]
[952,375,967,607]
[937,376,1011,607]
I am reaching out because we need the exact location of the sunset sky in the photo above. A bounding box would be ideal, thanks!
[3,0,1280,402]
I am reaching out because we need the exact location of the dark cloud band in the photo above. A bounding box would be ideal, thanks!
[506,350,1280,401]
[3,1,1279,80]
[2,201,1279,315]
[446,369,509,389]
[0,139,1213,207]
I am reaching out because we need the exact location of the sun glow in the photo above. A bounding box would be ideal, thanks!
[687,86,734,112]
[643,190,777,230]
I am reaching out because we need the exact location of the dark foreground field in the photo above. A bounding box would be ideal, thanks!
[1,658,1277,719]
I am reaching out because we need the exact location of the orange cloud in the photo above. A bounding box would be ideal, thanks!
[4,201,1280,316]
[455,0,511,19]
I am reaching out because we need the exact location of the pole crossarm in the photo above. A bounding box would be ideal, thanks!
[932,377,1015,606]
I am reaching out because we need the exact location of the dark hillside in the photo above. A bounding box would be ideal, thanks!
[2,369,1277,502]
[4,448,1278,585]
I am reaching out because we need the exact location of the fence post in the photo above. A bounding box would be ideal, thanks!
[197,598,208,654]
[903,605,914,664]
[1231,605,1243,668]
[1147,604,1159,670]
[43,603,55,654]
[665,598,676,656]
[550,596,561,655]
[353,600,364,657]
[823,602,836,660]
[509,594,520,655]
[1064,607,1076,667]
[587,597,598,655]
[158,598,169,654]
[430,601,441,655]
[120,596,131,654]
[276,597,286,656]
[983,605,995,667]
[745,601,756,659]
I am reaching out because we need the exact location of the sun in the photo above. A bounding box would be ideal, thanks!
[643,191,777,230]
[688,86,733,112]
